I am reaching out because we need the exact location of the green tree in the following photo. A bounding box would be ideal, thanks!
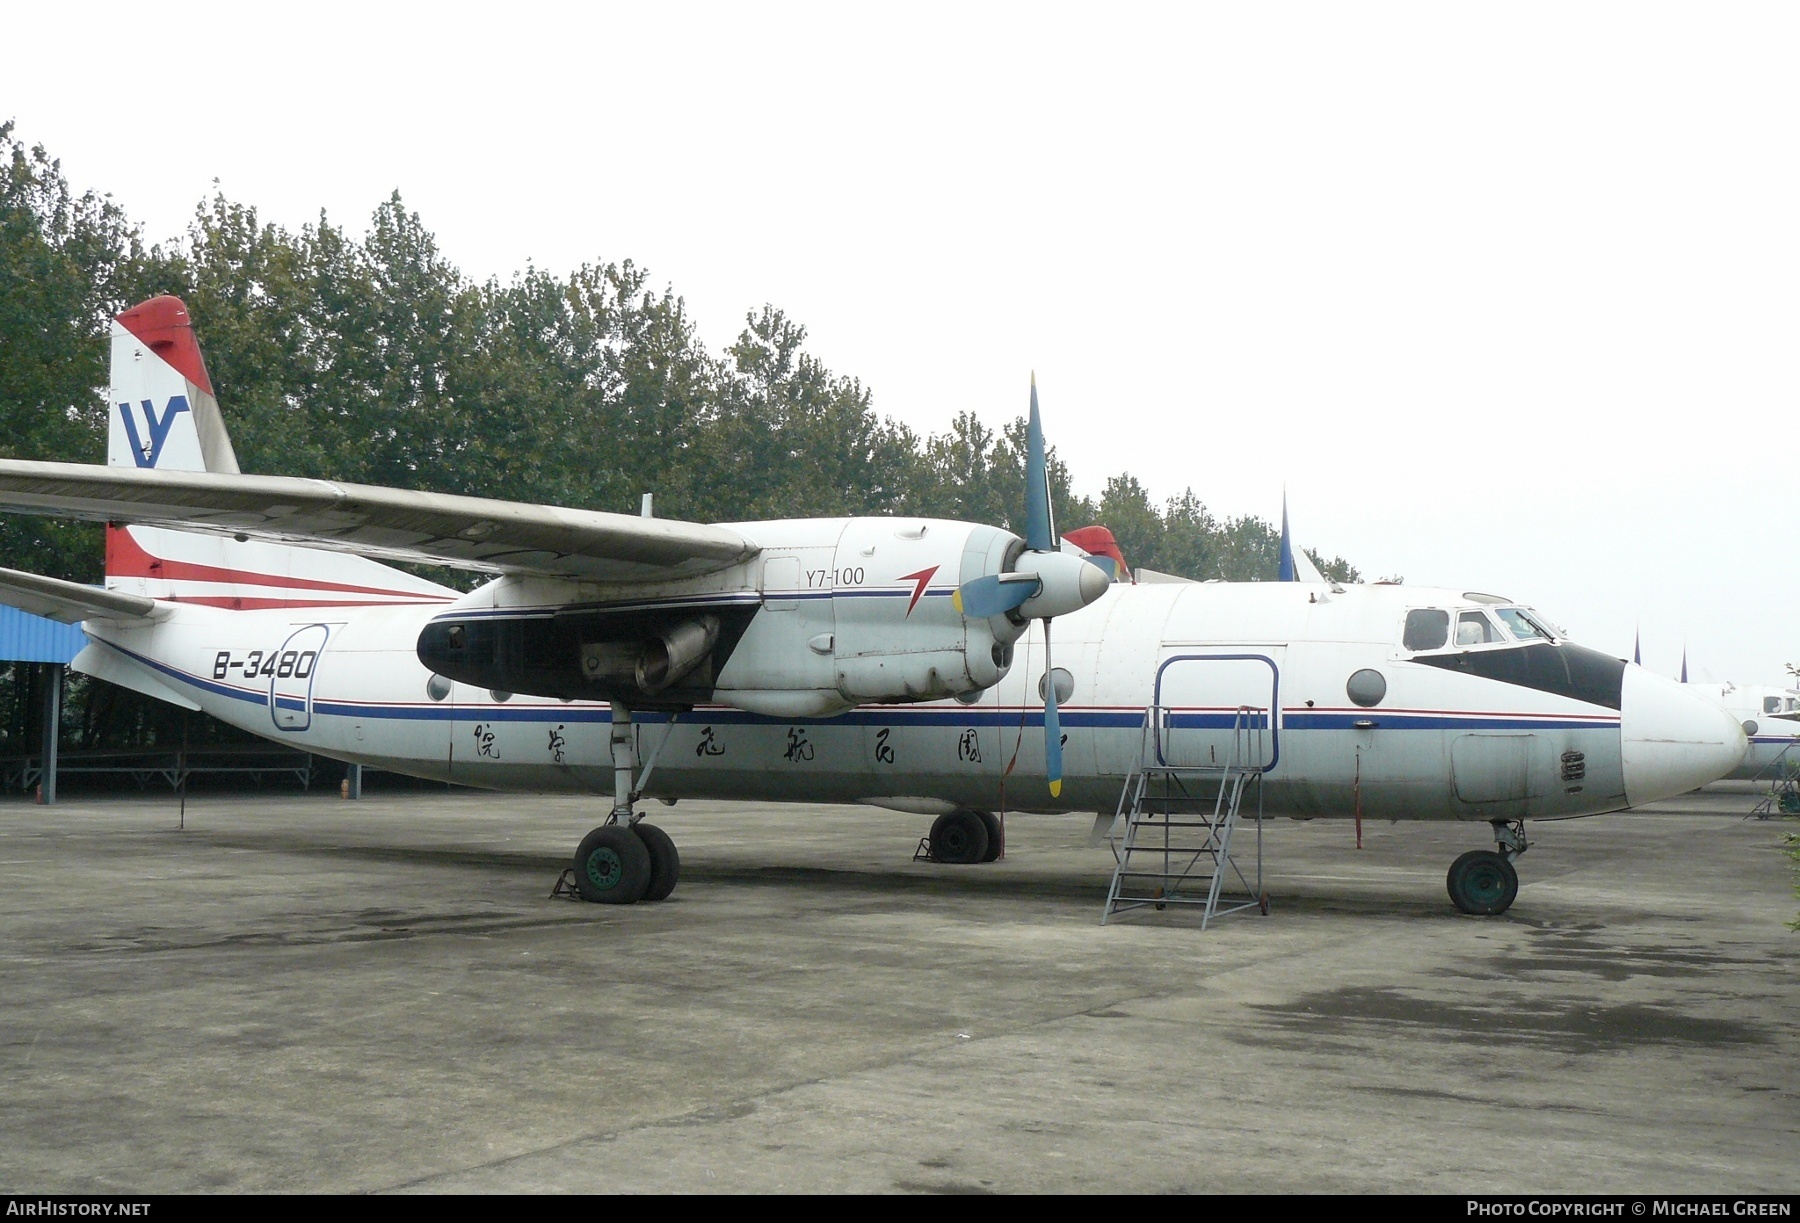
[1095,474,1164,574]
[1158,489,1221,580]
[0,120,157,580]
[709,306,916,521]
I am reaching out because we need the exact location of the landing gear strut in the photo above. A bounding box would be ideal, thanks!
[1446,819,1527,916]
[570,704,681,905]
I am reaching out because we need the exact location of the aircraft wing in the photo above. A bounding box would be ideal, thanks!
[0,564,161,624]
[0,460,761,582]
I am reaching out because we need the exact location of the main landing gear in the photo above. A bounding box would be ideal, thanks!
[570,704,680,905]
[923,809,1004,864]
[1446,819,1528,916]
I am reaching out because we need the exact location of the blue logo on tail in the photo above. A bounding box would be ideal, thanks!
[118,397,190,467]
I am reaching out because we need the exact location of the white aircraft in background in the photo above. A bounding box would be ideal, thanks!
[0,298,1745,917]
[1682,680,1800,781]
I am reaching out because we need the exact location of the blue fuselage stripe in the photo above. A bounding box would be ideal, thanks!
[103,643,1624,734]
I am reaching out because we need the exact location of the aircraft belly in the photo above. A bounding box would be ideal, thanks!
[1269,723,1624,821]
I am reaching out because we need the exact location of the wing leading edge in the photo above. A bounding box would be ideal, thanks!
[0,461,761,583]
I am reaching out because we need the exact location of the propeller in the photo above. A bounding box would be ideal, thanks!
[951,373,1108,798]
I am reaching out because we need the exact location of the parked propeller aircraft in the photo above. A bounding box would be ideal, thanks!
[1683,680,1800,781]
[0,298,1747,916]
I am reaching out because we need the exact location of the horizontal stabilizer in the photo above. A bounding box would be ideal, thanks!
[0,461,760,582]
[71,641,200,710]
[0,565,160,624]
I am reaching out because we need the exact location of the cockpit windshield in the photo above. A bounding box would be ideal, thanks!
[1403,604,1565,654]
[1494,607,1553,642]
[1453,611,1504,646]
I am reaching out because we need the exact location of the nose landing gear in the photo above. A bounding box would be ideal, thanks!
[1447,819,1528,916]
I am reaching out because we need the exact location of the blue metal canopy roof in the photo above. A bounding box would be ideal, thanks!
[0,605,86,664]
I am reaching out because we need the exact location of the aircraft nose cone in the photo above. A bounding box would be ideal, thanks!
[1620,666,1748,806]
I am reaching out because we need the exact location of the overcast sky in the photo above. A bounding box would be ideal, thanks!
[9,2,1796,683]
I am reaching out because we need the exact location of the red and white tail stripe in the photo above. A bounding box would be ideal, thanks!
[105,526,457,610]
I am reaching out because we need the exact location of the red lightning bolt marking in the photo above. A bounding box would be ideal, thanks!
[897,566,939,617]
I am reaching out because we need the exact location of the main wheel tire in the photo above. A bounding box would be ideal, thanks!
[1446,849,1518,916]
[573,825,653,904]
[974,810,1004,862]
[928,810,989,865]
[633,822,680,902]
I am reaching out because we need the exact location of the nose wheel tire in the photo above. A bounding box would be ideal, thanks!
[1447,849,1519,916]
[632,822,680,902]
[573,826,652,904]
[928,810,990,864]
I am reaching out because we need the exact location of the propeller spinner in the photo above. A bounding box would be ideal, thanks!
[952,374,1109,796]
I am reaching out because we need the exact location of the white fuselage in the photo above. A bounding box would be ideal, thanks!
[82,573,1744,824]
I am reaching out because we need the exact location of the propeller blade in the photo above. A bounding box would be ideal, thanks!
[953,572,1039,619]
[1023,373,1055,553]
[1043,621,1063,797]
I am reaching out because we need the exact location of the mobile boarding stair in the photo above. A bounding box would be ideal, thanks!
[1102,704,1270,927]
[1747,741,1800,820]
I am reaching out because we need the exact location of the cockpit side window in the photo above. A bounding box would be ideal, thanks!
[1403,609,1449,652]
[1495,607,1552,642]
[1765,697,1781,714]
[1455,611,1503,646]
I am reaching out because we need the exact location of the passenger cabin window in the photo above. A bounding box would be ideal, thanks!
[1766,697,1781,714]
[1495,607,1551,642]
[1403,609,1449,651]
[1454,611,1503,647]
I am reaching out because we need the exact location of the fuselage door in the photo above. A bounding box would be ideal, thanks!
[1153,651,1283,771]
[269,623,330,732]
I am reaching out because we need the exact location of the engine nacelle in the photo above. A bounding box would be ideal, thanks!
[418,590,757,710]
[418,517,1057,714]
[711,518,1025,712]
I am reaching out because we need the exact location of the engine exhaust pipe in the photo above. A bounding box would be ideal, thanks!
[581,615,720,694]
[636,615,720,692]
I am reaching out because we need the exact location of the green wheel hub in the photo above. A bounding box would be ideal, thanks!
[1462,859,1510,907]
[1447,848,1519,915]
[584,846,624,891]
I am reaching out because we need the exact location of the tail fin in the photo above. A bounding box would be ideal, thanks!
[103,297,457,608]
[109,295,240,473]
